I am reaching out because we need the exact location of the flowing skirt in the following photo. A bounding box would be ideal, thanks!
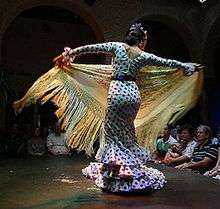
[82,80,166,193]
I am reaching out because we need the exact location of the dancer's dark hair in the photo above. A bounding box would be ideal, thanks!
[124,21,147,46]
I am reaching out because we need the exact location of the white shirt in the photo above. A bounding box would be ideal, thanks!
[157,135,178,145]
[46,133,70,155]
[182,140,197,158]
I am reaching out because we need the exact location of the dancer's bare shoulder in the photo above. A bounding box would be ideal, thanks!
[122,43,143,59]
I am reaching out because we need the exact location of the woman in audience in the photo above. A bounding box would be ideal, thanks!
[163,124,197,166]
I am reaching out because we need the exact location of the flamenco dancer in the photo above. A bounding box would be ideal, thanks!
[52,22,200,193]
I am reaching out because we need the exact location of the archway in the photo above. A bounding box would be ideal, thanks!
[138,14,197,60]
[1,5,104,132]
[142,20,191,62]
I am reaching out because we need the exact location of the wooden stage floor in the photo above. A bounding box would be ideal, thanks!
[0,155,220,209]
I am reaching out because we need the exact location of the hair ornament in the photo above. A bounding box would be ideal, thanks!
[129,22,145,33]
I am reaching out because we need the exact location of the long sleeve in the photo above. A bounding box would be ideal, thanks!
[137,52,196,75]
[68,42,118,57]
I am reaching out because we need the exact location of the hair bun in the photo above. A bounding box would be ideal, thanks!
[129,22,145,33]
[124,21,147,46]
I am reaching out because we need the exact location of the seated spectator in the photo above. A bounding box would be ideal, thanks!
[204,147,220,179]
[46,123,70,155]
[163,124,197,166]
[152,125,178,161]
[211,137,219,145]
[175,125,218,174]
[27,127,46,156]
[204,126,220,179]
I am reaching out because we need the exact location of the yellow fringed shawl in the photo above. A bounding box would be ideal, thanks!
[13,64,203,154]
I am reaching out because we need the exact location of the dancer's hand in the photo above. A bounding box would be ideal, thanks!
[62,47,76,64]
[53,47,75,68]
[184,63,203,76]
[53,54,69,68]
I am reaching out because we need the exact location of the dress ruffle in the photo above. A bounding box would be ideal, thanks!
[83,141,165,193]
[82,162,166,193]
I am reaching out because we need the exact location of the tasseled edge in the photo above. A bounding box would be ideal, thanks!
[13,66,106,155]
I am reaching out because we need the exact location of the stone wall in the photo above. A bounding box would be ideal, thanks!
[0,0,219,131]
[0,0,219,74]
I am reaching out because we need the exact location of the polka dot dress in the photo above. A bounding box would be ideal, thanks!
[82,80,166,193]
[74,42,167,193]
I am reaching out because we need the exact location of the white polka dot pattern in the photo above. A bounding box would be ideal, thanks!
[82,80,166,193]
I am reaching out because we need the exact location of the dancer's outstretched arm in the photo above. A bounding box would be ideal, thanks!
[136,52,199,75]
[67,42,119,56]
[54,42,119,67]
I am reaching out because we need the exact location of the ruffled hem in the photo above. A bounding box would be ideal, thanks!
[83,137,165,193]
[82,162,166,192]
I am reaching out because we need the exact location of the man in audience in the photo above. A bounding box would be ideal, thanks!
[46,123,71,155]
[152,125,178,161]
[175,125,218,174]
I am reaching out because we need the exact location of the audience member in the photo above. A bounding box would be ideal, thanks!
[175,125,218,174]
[152,125,178,161]
[204,148,220,179]
[163,124,197,166]
[27,127,46,156]
[211,126,220,145]
[204,126,220,179]
[46,123,71,155]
